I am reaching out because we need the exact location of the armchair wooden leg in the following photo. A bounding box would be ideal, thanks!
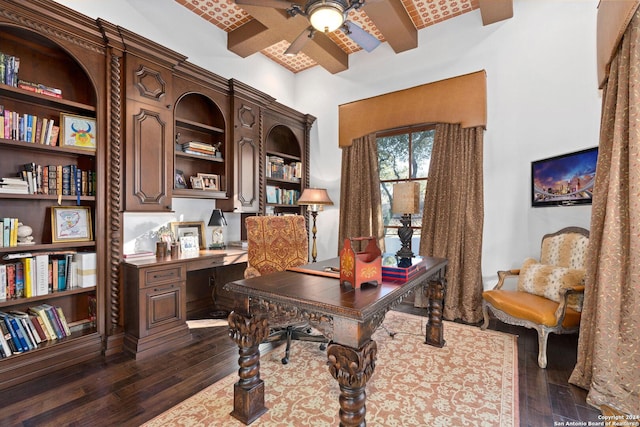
[537,328,549,369]
[481,303,491,330]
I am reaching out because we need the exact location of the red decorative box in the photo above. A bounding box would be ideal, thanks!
[339,237,382,289]
[382,255,429,283]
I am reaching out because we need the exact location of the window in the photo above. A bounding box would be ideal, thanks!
[377,125,435,241]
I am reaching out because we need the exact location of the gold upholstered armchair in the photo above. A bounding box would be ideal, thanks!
[244,215,327,364]
[481,227,589,368]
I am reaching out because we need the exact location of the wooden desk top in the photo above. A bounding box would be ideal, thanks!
[225,257,447,322]
[122,248,247,269]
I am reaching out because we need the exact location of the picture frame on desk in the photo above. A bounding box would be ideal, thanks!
[171,221,206,250]
[179,235,199,254]
[59,113,96,151]
[197,173,219,191]
[51,206,93,243]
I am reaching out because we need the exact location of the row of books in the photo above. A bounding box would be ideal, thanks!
[0,164,96,196]
[0,106,60,145]
[265,185,300,205]
[266,155,302,182]
[0,304,72,358]
[0,51,19,88]
[0,217,20,247]
[0,252,96,300]
[180,141,220,159]
[0,51,63,98]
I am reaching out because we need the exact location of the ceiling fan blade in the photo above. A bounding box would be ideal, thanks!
[235,0,292,9]
[343,21,381,53]
[284,27,314,56]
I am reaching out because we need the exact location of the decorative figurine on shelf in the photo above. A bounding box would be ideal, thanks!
[17,223,35,245]
[213,141,223,158]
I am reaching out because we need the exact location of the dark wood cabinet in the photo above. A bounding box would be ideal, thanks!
[122,261,190,360]
[124,99,173,211]
[123,52,176,212]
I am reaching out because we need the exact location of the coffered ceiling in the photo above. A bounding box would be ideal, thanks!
[174,0,513,74]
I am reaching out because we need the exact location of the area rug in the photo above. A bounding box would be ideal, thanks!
[144,310,518,426]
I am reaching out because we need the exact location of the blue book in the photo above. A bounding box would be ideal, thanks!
[0,314,26,352]
[10,315,34,350]
[57,258,66,291]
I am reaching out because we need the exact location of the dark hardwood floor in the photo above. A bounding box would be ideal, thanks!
[1,302,601,427]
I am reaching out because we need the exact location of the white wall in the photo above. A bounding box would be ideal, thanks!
[56,0,600,288]
[294,0,600,288]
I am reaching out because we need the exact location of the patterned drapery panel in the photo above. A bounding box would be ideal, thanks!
[569,7,640,415]
[338,134,384,254]
[419,123,485,324]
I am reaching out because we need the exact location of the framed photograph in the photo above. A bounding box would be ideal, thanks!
[59,113,97,151]
[175,169,187,189]
[197,173,219,191]
[190,175,203,190]
[531,147,598,207]
[171,221,206,249]
[51,206,93,243]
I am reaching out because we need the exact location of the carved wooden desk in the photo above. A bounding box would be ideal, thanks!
[224,256,447,427]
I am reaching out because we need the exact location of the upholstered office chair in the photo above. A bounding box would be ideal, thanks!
[244,215,327,364]
[481,227,589,368]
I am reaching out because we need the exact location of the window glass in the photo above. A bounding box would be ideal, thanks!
[377,126,434,240]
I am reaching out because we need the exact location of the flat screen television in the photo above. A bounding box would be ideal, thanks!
[531,147,598,207]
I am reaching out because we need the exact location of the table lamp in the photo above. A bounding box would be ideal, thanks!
[392,182,420,264]
[208,208,227,249]
[297,188,333,262]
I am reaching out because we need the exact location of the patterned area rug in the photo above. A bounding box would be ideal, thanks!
[144,311,518,426]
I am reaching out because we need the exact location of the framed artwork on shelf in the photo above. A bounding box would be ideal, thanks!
[175,169,187,189]
[531,147,599,207]
[190,175,203,190]
[197,173,219,191]
[59,113,97,151]
[51,206,93,243]
[170,221,206,249]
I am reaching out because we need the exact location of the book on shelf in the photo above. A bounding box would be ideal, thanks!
[75,252,96,288]
[0,312,29,352]
[0,316,18,355]
[35,254,49,296]
[5,263,16,299]
[0,324,12,358]
[0,264,6,300]
[29,306,56,342]
[41,304,68,339]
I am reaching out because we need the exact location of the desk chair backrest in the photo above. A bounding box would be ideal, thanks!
[245,215,308,278]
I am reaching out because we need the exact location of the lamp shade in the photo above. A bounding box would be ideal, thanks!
[298,188,334,208]
[208,209,227,227]
[392,182,420,214]
[308,1,345,33]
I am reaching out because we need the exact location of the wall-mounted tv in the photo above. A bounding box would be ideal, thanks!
[531,147,599,207]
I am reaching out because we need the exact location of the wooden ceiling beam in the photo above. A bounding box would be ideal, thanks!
[478,0,513,26]
[227,4,348,73]
[363,0,417,53]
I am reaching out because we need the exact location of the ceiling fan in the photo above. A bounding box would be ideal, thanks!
[235,0,382,56]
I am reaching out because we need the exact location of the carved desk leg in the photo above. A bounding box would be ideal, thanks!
[228,311,270,425]
[425,278,447,347]
[327,340,378,427]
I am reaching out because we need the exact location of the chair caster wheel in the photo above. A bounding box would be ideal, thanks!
[281,357,289,365]
[319,343,327,351]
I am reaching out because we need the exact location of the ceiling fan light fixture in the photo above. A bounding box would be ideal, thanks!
[308,1,345,33]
